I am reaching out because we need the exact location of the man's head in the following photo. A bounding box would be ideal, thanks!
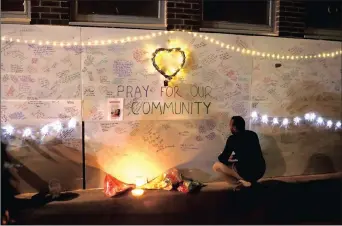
[230,116,245,134]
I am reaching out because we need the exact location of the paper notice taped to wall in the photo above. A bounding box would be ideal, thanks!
[107,98,123,121]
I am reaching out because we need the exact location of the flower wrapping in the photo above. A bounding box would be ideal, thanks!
[104,174,135,197]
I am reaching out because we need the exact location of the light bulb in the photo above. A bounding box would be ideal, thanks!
[282,118,289,127]
[326,120,333,128]
[52,121,62,132]
[309,113,316,121]
[293,117,301,125]
[41,125,49,135]
[304,113,311,120]
[68,118,77,129]
[3,125,14,135]
[251,111,258,119]
[316,117,324,125]
[261,115,268,124]
[23,128,32,137]
[336,121,341,129]
[272,118,279,125]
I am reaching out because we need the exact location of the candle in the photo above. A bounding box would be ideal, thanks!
[131,176,146,197]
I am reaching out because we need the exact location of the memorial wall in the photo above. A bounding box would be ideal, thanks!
[1,24,341,192]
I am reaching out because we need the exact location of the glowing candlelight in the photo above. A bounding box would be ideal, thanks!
[131,189,144,196]
[131,176,146,197]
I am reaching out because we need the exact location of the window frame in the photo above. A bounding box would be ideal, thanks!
[70,0,167,30]
[304,2,342,41]
[200,0,277,36]
[1,0,31,24]
[304,28,342,41]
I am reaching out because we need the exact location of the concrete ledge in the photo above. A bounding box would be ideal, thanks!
[16,172,342,198]
[14,176,342,224]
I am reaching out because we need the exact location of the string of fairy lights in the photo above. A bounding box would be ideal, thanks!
[1,110,341,142]
[250,111,341,130]
[1,30,341,60]
[1,30,341,138]
[1,118,78,141]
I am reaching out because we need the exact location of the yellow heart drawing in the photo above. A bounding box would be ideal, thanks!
[152,48,186,82]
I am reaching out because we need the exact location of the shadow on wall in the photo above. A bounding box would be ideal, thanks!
[8,138,105,194]
[287,80,342,175]
[176,128,226,182]
[259,134,286,178]
[254,69,342,177]
[303,153,337,175]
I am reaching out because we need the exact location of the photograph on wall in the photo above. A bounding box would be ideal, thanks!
[107,98,124,121]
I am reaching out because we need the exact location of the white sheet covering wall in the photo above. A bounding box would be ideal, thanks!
[1,24,341,191]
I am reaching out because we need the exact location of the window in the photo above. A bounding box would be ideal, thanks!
[305,1,342,41]
[201,0,276,35]
[71,0,166,29]
[1,0,31,24]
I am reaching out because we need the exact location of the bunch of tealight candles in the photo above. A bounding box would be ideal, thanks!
[250,111,341,130]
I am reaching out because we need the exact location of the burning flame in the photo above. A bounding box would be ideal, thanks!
[131,176,146,197]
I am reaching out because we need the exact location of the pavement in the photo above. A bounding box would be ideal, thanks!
[12,178,342,224]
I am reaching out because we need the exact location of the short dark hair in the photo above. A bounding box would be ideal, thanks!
[231,116,245,131]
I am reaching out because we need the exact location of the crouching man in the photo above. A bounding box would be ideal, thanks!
[213,116,266,190]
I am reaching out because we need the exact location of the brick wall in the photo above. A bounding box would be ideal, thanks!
[31,0,70,25]
[277,0,306,38]
[29,0,306,38]
[166,0,201,31]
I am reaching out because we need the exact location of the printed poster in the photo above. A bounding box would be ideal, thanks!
[107,98,123,121]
